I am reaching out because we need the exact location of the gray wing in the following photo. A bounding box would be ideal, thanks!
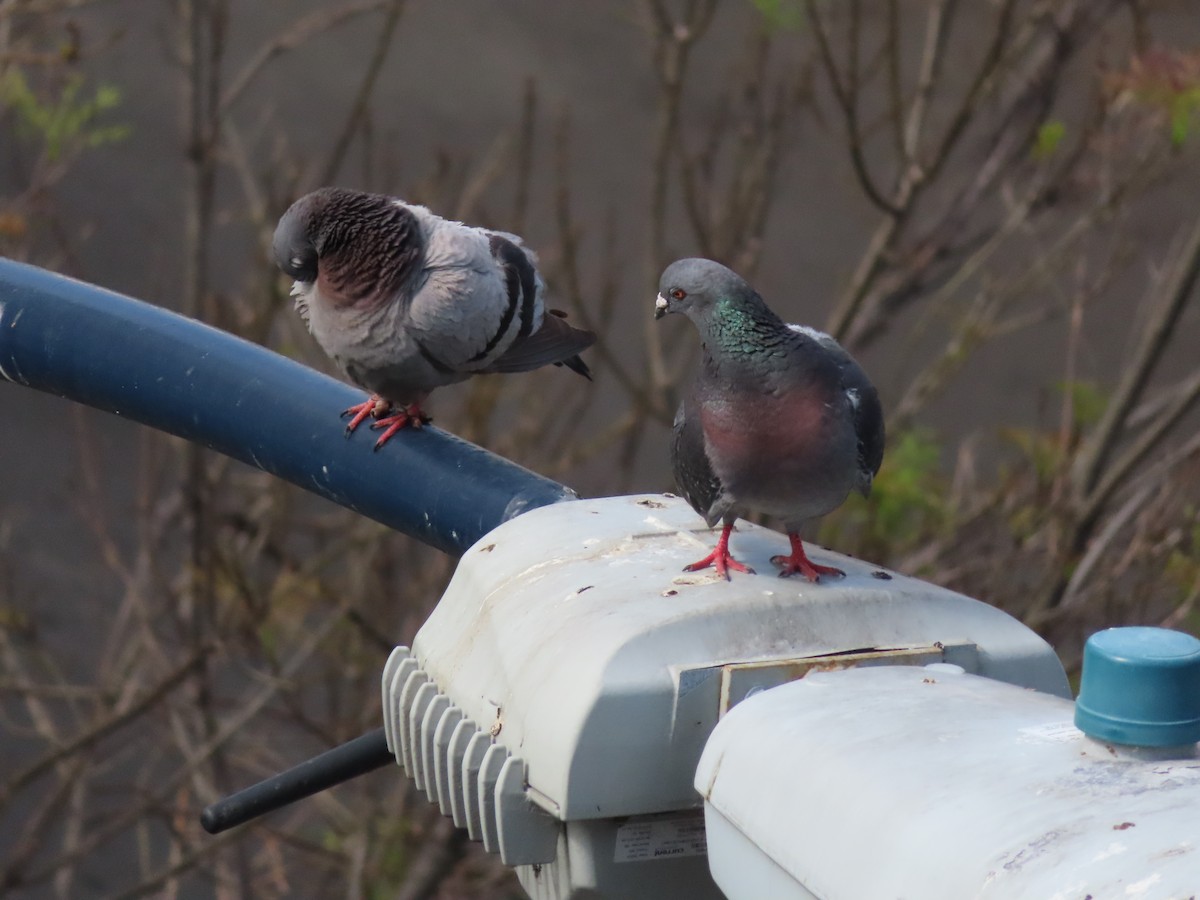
[481,234,595,376]
[670,393,725,527]
[843,360,885,494]
[788,324,885,493]
[405,227,524,373]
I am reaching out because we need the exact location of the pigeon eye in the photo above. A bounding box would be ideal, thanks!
[671,289,686,300]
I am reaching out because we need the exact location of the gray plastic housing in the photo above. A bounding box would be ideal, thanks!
[696,664,1200,899]
[382,494,1068,897]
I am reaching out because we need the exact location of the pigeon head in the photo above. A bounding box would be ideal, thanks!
[273,191,323,282]
[654,257,779,331]
[273,187,423,304]
[656,258,736,321]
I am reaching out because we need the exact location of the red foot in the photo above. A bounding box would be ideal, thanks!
[369,403,431,450]
[772,534,844,583]
[683,523,756,581]
[340,396,431,449]
[341,395,391,435]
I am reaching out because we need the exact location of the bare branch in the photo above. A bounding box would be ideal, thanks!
[804,0,901,216]
[0,647,210,809]
[1078,368,1200,535]
[219,0,396,115]
[551,111,660,420]
[319,0,408,186]
[902,0,956,164]
[1073,209,1200,497]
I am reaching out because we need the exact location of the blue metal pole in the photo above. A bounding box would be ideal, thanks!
[0,259,576,555]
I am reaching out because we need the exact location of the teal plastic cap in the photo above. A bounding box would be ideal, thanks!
[1075,627,1200,747]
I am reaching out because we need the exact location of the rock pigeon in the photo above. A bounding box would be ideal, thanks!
[273,187,595,448]
[655,258,885,581]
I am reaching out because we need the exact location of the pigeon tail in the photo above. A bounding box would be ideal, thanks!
[557,354,593,380]
[484,312,596,375]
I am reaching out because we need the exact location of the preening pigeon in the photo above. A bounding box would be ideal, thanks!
[273,187,596,448]
[655,258,885,581]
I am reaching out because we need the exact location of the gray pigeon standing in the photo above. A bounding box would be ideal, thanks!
[655,258,885,581]
[273,187,595,448]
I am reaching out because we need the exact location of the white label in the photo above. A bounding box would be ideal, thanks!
[614,812,708,863]
[1017,721,1085,744]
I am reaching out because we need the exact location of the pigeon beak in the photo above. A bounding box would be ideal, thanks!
[654,293,669,320]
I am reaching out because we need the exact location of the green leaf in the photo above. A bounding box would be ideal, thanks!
[1033,120,1066,160]
[1168,89,1200,146]
[1056,379,1108,429]
[999,426,1061,483]
[749,0,804,32]
[822,428,950,560]
[0,69,130,161]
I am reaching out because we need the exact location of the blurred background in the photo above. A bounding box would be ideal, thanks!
[2,0,1199,896]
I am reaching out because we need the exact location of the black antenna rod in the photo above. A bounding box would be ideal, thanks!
[201,729,393,834]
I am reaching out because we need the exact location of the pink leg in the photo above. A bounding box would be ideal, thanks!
[341,395,390,436]
[684,523,756,580]
[369,402,431,450]
[772,534,844,583]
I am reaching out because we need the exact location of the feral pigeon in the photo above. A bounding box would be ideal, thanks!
[273,187,595,448]
[655,258,885,581]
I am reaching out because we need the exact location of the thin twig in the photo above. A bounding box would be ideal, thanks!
[1073,209,1200,497]
[219,0,396,115]
[0,648,210,808]
[319,0,408,185]
[805,0,900,216]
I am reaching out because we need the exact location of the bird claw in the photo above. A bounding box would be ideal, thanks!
[338,396,431,449]
[770,534,846,583]
[770,553,844,583]
[683,523,756,580]
[683,549,756,581]
[342,396,391,436]
[369,405,431,450]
